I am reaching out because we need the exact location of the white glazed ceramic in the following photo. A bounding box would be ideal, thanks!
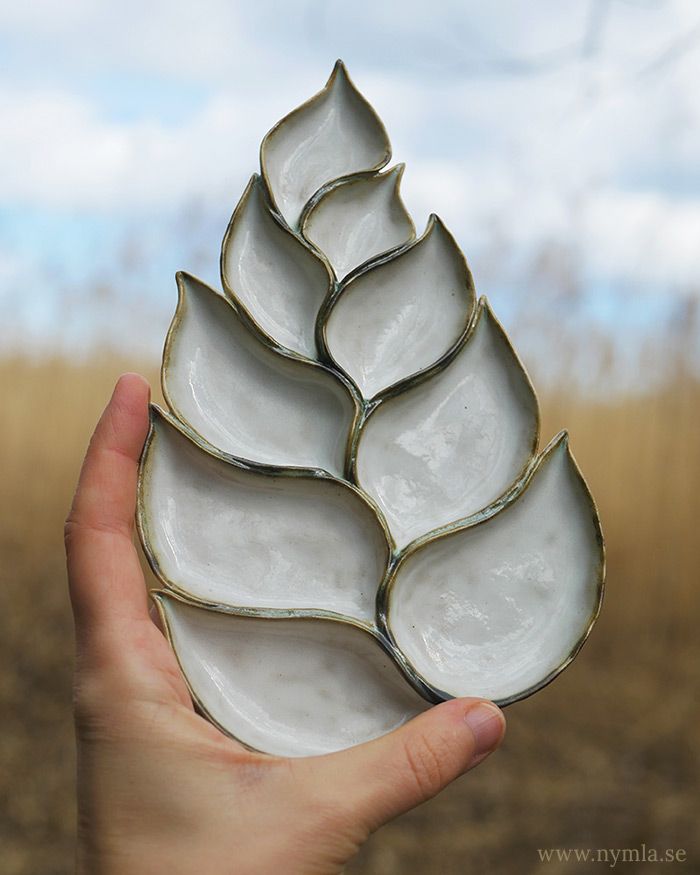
[385,434,603,703]
[162,272,356,475]
[140,408,389,623]
[355,299,540,548]
[301,165,415,280]
[155,593,429,757]
[261,61,391,230]
[221,174,332,359]
[137,60,605,757]
[323,215,475,399]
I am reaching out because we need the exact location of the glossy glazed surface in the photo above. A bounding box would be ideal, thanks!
[261,61,391,230]
[163,273,354,475]
[324,217,475,399]
[159,596,428,757]
[356,301,539,547]
[221,175,331,359]
[387,436,603,702]
[138,61,604,755]
[141,411,388,622]
[302,166,414,279]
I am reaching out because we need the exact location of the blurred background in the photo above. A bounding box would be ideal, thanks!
[2,1,699,872]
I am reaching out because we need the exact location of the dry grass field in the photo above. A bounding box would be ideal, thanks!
[1,355,699,874]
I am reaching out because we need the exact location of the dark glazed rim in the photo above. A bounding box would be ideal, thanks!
[135,404,399,609]
[219,173,337,362]
[298,164,417,281]
[316,214,477,401]
[259,60,392,230]
[150,587,442,757]
[160,270,364,480]
[375,431,607,708]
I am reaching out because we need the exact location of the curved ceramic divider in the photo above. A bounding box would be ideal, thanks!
[322,215,475,400]
[139,407,393,623]
[354,298,540,548]
[162,272,359,476]
[379,432,605,706]
[152,591,429,757]
[220,174,333,360]
[261,60,392,230]
[137,60,606,754]
[300,165,415,281]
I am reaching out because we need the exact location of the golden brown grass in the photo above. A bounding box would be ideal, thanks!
[1,356,698,874]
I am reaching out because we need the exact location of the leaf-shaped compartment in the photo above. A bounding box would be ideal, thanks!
[221,175,332,359]
[385,433,604,704]
[323,216,475,399]
[163,272,356,475]
[139,409,390,622]
[301,165,415,280]
[261,60,391,230]
[155,594,429,756]
[356,299,539,548]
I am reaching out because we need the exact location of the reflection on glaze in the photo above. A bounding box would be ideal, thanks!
[221,175,331,359]
[302,165,415,279]
[135,60,605,754]
[261,61,391,230]
[141,411,389,622]
[160,596,429,757]
[387,436,603,702]
[324,216,475,399]
[356,301,539,547]
[163,273,354,475]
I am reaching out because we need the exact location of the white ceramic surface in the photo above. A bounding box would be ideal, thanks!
[140,409,389,622]
[158,595,429,757]
[356,300,539,548]
[163,272,355,475]
[221,174,332,359]
[261,61,391,230]
[301,165,415,280]
[138,61,604,756]
[324,216,475,399]
[387,434,603,703]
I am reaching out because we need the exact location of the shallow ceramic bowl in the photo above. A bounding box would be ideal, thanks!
[137,61,605,758]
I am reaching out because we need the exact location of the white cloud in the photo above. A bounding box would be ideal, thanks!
[1,0,700,298]
[583,189,700,288]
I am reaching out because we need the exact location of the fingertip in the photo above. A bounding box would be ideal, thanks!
[417,697,505,771]
[460,698,506,764]
[104,373,151,448]
[114,372,151,406]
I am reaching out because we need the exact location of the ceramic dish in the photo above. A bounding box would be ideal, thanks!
[137,60,605,757]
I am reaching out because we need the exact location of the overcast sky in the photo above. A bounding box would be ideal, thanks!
[1,0,699,370]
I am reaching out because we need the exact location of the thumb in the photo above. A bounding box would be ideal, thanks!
[306,698,505,831]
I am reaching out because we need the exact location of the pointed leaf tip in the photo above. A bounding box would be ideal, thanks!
[162,273,354,474]
[221,173,332,359]
[302,165,415,279]
[387,431,604,703]
[324,215,475,398]
[261,65,391,229]
[356,299,540,547]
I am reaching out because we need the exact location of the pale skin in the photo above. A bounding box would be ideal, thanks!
[65,373,506,875]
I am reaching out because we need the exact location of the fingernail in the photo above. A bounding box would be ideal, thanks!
[463,701,505,758]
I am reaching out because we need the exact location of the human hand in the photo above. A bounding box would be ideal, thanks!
[65,373,506,875]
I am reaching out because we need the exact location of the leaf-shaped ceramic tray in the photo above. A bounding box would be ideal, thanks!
[137,61,605,758]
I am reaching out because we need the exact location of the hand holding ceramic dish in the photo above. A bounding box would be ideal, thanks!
[136,61,604,757]
[66,373,505,874]
[65,62,603,874]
